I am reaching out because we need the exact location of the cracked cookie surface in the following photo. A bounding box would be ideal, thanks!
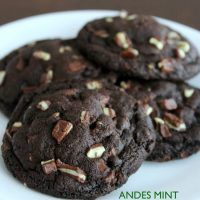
[1,79,155,199]
[0,39,101,116]
[118,79,200,161]
[77,14,200,81]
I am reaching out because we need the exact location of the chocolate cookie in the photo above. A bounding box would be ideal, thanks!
[0,39,101,116]
[1,79,155,199]
[78,13,200,81]
[118,79,200,161]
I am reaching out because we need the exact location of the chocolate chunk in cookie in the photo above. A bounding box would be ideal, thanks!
[78,14,200,81]
[118,79,200,161]
[0,39,101,116]
[1,79,155,199]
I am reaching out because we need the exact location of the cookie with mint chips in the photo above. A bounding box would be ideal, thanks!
[118,79,200,161]
[1,78,156,199]
[77,13,200,81]
[0,39,101,116]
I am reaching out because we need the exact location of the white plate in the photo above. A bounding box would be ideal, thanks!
[0,10,200,200]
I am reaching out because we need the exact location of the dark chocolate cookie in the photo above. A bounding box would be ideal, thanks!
[118,79,200,161]
[1,78,155,199]
[0,39,101,116]
[77,13,200,81]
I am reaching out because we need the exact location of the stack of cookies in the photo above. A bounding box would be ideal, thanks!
[1,12,200,199]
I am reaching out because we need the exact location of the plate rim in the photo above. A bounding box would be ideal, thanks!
[0,9,199,35]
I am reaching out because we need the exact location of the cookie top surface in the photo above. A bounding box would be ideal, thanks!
[78,14,200,81]
[0,39,101,116]
[118,79,200,161]
[2,79,155,199]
